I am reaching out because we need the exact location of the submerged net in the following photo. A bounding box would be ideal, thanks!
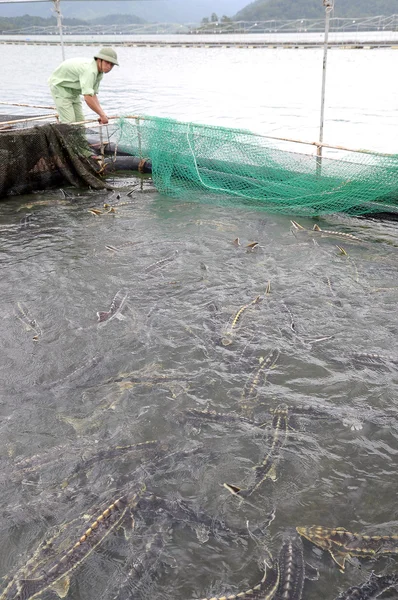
[116,115,398,216]
[0,122,110,198]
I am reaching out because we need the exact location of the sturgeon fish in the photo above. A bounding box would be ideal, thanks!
[46,355,102,389]
[110,525,171,600]
[0,517,82,600]
[134,492,275,541]
[105,241,144,253]
[245,403,288,488]
[224,404,289,497]
[144,251,178,273]
[349,351,398,367]
[63,440,160,487]
[19,213,32,229]
[240,349,280,416]
[182,408,259,428]
[290,220,360,242]
[276,532,318,600]
[15,302,42,340]
[333,571,398,600]
[195,559,280,600]
[97,289,128,323]
[221,295,261,346]
[12,440,158,485]
[0,488,145,600]
[296,525,398,571]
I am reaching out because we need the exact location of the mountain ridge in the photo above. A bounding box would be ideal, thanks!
[0,0,248,22]
[235,0,398,20]
[0,0,396,22]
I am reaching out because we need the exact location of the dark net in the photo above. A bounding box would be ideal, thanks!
[0,122,110,198]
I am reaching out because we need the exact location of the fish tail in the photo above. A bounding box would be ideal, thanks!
[97,311,111,323]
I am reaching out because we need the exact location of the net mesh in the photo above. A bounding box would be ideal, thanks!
[0,122,110,198]
[116,115,398,216]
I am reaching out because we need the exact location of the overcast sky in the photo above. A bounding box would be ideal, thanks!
[0,0,250,21]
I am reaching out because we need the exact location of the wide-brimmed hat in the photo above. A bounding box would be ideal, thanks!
[94,47,119,66]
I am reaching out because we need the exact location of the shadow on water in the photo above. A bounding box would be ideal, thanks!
[1,182,398,599]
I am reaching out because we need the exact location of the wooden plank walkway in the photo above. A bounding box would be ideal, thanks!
[0,39,397,49]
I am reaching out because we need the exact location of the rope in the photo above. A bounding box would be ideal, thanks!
[184,122,355,206]
[0,114,58,126]
[0,101,56,110]
[99,124,104,156]
[185,122,268,200]
[1,109,392,158]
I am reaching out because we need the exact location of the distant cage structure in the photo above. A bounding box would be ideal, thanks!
[1,15,398,38]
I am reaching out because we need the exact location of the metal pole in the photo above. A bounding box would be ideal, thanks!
[317,0,334,161]
[53,0,65,60]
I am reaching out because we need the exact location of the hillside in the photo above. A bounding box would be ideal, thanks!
[0,12,146,31]
[235,0,398,20]
[0,14,87,31]
[1,0,396,25]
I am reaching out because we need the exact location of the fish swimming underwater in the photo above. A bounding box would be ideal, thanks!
[195,559,280,600]
[88,208,103,216]
[348,351,398,368]
[240,349,280,416]
[144,251,178,273]
[182,407,262,429]
[333,571,398,600]
[276,531,318,600]
[221,295,261,346]
[134,492,274,541]
[297,525,398,571]
[97,289,128,323]
[105,516,172,600]
[290,221,361,242]
[19,213,33,229]
[15,302,42,340]
[224,404,289,497]
[0,487,145,600]
[11,439,158,488]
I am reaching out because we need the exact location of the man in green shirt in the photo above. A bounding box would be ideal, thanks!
[49,47,119,124]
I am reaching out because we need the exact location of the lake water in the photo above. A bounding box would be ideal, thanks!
[2,43,398,152]
[1,43,398,600]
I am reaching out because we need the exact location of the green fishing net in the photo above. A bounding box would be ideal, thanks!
[115,115,398,216]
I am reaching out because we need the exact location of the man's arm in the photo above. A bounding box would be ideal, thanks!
[83,94,109,124]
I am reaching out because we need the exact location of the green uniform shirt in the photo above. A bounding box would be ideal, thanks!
[48,57,103,98]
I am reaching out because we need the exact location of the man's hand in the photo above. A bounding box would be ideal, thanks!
[84,94,109,124]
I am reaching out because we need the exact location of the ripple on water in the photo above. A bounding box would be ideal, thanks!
[1,192,398,600]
